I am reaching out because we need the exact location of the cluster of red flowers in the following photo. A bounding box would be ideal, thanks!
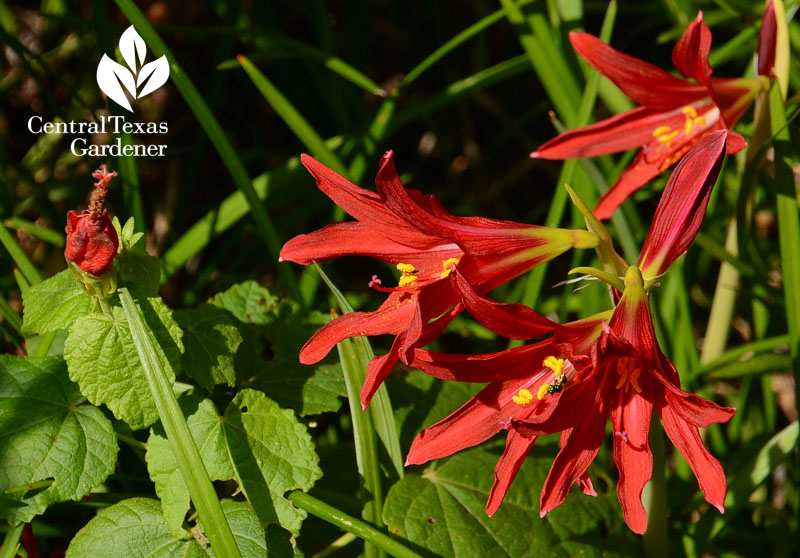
[282,3,781,535]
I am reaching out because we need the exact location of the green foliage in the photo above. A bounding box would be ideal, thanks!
[20,270,93,335]
[174,304,242,391]
[146,390,322,536]
[384,447,638,558]
[65,498,267,557]
[63,298,183,429]
[0,355,117,523]
[211,281,346,415]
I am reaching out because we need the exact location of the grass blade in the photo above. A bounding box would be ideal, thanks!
[238,55,348,175]
[112,0,302,303]
[118,288,242,557]
[315,264,404,478]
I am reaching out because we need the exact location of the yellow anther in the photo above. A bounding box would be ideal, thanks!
[615,357,643,393]
[537,384,550,400]
[685,118,694,135]
[396,263,416,273]
[512,388,534,406]
[693,116,706,127]
[629,368,642,393]
[398,274,418,287]
[440,258,460,279]
[681,106,698,118]
[543,356,564,376]
[657,130,679,145]
[652,126,672,137]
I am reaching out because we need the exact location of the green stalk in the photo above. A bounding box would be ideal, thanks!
[0,522,23,558]
[118,288,241,557]
[642,414,667,558]
[769,85,800,461]
[700,219,739,364]
[336,337,383,558]
[288,492,422,558]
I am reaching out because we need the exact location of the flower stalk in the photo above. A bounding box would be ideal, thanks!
[118,288,241,557]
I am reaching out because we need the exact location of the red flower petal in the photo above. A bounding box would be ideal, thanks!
[487,429,537,516]
[758,0,777,77]
[410,340,556,383]
[539,394,606,516]
[609,390,653,534]
[533,107,675,160]
[569,32,707,111]
[672,12,713,87]
[593,152,666,220]
[450,268,559,339]
[639,130,727,279]
[299,292,417,364]
[406,379,529,465]
[659,403,727,512]
[280,221,455,265]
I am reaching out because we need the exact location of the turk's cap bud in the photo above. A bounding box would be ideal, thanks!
[65,164,120,278]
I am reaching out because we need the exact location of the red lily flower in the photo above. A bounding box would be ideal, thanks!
[638,130,727,280]
[532,12,768,219]
[407,267,735,533]
[280,152,598,407]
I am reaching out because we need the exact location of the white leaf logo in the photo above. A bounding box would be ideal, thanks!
[96,26,169,112]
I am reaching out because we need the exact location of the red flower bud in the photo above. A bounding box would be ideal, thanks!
[65,209,119,275]
[64,164,119,276]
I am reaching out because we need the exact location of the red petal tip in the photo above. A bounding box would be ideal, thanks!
[529,151,541,159]
[539,509,547,519]
[696,10,703,21]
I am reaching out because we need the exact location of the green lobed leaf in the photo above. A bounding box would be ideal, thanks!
[65,498,268,558]
[384,447,638,558]
[20,269,93,336]
[116,250,162,298]
[211,281,345,415]
[174,304,242,392]
[0,355,117,523]
[146,389,322,536]
[63,298,183,430]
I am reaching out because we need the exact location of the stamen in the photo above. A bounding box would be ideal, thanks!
[395,262,419,288]
[681,106,698,118]
[398,274,418,287]
[537,384,550,400]
[542,356,564,376]
[657,130,679,145]
[512,388,534,406]
[615,357,643,393]
[652,126,671,137]
[440,258,460,279]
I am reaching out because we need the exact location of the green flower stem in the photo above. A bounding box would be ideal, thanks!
[288,492,423,558]
[642,415,667,558]
[118,288,241,558]
[313,533,357,558]
[769,85,800,458]
[0,522,23,558]
[700,219,739,364]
